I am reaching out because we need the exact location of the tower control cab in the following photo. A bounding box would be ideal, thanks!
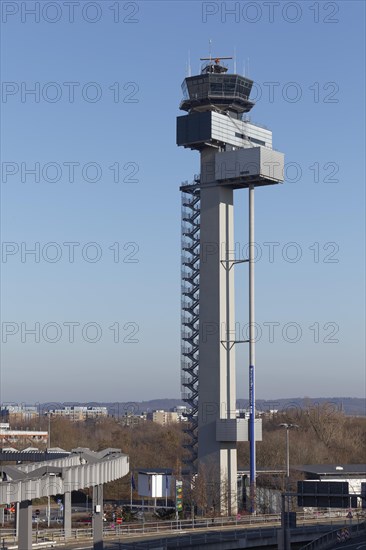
[177,59,284,188]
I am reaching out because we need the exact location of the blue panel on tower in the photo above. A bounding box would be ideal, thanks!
[176,112,212,148]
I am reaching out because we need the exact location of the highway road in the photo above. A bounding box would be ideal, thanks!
[54,522,351,550]
[59,532,366,550]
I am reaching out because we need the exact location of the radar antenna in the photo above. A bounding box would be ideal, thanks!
[200,56,233,74]
[200,56,233,64]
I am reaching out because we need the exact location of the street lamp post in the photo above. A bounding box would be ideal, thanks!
[47,414,51,527]
[286,427,290,480]
[279,423,299,490]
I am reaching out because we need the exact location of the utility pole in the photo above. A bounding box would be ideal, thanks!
[279,423,299,490]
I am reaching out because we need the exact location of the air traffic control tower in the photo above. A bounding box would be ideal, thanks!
[177,58,285,515]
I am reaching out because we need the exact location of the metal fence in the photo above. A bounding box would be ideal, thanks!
[117,528,280,550]
[299,520,366,550]
[0,511,364,546]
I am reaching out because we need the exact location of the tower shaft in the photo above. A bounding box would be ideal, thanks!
[198,160,237,514]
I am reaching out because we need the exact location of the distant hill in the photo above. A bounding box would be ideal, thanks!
[236,397,365,417]
[41,397,365,417]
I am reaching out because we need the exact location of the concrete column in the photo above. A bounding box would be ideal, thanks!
[198,148,237,515]
[64,491,72,539]
[18,500,32,550]
[15,502,20,539]
[92,484,103,550]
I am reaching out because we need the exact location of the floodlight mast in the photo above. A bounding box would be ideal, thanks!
[177,57,285,515]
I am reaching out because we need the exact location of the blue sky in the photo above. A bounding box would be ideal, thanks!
[0,0,365,403]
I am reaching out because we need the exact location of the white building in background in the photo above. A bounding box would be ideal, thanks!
[172,405,189,422]
[45,406,108,422]
[0,404,38,422]
[146,406,190,425]
[0,423,48,447]
[147,410,180,425]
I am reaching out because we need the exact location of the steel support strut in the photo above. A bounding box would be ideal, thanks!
[249,184,256,514]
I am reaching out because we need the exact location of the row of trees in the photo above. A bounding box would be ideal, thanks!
[10,403,366,505]
[246,402,365,467]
